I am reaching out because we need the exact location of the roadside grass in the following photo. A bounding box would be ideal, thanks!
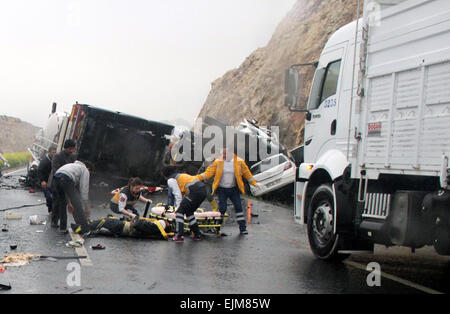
[1,151,31,169]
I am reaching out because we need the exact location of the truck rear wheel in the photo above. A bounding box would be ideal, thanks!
[307,184,348,261]
[434,226,450,255]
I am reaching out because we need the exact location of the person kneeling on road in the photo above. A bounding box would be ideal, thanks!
[110,177,152,219]
[52,160,93,236]
[163,167,206,242]
[71,216,171,240]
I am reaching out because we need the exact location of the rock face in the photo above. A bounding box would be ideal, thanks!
[0,116,40,153]
[198,0,357,149]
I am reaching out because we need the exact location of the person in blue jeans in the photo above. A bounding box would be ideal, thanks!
[197,147,260,235]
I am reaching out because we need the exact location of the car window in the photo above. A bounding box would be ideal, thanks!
[307,60,341,110]
[251,155,287,175]
[320,60,341,104]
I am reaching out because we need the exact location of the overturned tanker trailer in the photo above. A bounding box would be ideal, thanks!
[27,103,174,193]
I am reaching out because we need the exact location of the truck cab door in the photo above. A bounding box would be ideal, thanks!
[304,49,343,162]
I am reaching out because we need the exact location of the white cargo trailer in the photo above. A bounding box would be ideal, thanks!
[286,0,450,260]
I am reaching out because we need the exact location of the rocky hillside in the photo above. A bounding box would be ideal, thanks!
[198,0,358,149]
[0,115,40,153]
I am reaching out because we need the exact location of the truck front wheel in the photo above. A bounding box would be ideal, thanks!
[307,184,348,261]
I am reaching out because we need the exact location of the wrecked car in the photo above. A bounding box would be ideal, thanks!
[249,153,295,197]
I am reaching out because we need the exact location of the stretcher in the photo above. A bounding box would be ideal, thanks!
[149,203,228,234]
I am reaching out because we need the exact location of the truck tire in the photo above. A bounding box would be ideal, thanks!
[434,226,450,255]
[307,184,348,261]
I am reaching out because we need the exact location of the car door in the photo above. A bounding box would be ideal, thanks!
[304,49,343,163]
[251,155,288,190]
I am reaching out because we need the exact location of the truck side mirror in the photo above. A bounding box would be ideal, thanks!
[284,62,318,113]
[285,68,300,109]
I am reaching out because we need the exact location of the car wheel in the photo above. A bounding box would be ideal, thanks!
[307,184,348,261]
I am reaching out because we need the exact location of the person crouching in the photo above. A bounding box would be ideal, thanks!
[52,160,93,236]
[110,177,152,219]
[163,167,206,242]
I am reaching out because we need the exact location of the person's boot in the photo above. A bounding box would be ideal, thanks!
[170,235,184,242]
[190,224,202,241]
[238,220,248,235]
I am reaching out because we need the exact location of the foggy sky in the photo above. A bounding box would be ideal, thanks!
[0,0,296,128]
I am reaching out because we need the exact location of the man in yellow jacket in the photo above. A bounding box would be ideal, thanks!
[197,147,258,235]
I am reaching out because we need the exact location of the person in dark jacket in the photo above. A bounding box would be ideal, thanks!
[0,151,9,177]
[37,145,57,213]
[49,139,77,228]
[71,216,171,240]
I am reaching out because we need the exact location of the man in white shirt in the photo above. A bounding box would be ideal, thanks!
[52,160,93,235]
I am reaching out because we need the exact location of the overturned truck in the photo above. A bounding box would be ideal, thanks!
[27,103,173,192]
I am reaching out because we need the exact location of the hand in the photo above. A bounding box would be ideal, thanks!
[129,213,137,220]
[67,203,74,214]
[84,205,91,219]
[5,162,10,168]
[41,181,47,189]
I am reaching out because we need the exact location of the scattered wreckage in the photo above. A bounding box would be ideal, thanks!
[22,102,298,206]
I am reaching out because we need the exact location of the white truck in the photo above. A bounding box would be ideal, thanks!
[285,0,450,260]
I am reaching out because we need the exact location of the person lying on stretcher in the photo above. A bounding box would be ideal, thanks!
[71,216,172,240]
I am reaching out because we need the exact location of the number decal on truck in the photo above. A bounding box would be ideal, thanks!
[324,99,337,108]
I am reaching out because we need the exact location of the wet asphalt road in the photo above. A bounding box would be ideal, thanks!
[0,169,448,294]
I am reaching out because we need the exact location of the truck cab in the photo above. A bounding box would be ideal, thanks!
[286,0,450,260]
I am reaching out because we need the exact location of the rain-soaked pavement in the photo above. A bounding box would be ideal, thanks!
[0,169,449,294]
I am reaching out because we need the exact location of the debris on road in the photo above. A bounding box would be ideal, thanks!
[37,255,87,260]
[9,245,17,250]
[91,244,105,250]
[0,266,6,273]
[0,203,46,212]
[0,283,11,291]
[29,215,46,225]
[1,224,8,232]
[0,253,86,267]
[65,239,85,248]
[0,253,40,266]
[4,213,22,220]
